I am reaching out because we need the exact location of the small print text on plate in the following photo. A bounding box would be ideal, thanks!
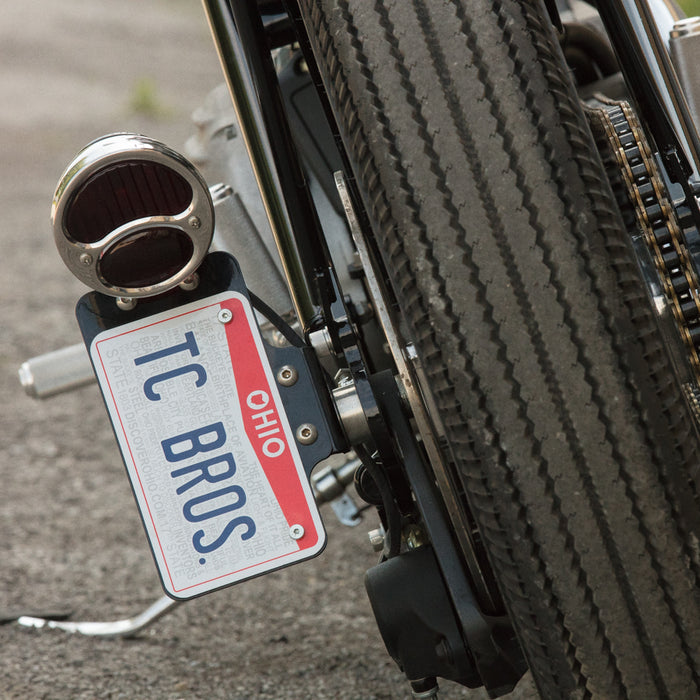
[133,329,270,556]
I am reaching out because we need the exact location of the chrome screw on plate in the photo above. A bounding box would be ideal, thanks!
[289,524,305,540]
[295,423,318,445]
[276,365,298,387]
[217,308,233,324]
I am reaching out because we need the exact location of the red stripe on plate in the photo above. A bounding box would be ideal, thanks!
[221,298,318,550]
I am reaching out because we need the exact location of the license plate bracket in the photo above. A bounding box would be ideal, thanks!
[76,252,338,599]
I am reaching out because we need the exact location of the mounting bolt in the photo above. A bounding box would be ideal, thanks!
[116,297,137,311]
[296,423,318,445]
[277,365,298,387]
[179,273,199,291]
[403,343,418,362]
[289,524,305,540]
[405,524,425,550]
[188,216,201,229]
[217,308,233,324]
[368,527,385,552]
[79,253,93,267]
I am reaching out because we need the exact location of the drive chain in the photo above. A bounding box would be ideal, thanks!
[593,100,700,380]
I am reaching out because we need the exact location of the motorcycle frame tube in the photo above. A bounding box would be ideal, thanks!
[201,0,324,330]
[597,0,700,190]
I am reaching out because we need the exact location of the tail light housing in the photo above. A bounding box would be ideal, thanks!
[52,133,214,298]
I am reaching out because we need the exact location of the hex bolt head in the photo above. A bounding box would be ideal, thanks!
[179,273,199,291]
[403,342,418,361]
[368,528,385,552]
[116,297,137,311]
[217,308,233,324]
[295,423,318,445]
[404,524,425,550]
[188,215,201,229]
[277,365,298,387]
[289,524,305,540]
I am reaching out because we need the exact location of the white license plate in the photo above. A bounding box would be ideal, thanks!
[90,291,325,599]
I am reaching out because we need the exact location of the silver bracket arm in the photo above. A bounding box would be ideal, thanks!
[16,595,179,638]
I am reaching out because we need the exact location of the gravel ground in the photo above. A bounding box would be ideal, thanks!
[0,2,536,698]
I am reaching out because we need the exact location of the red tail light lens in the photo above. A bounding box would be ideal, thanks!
[52,134,214,298]
[65,162,193,244]
[99,228,195,288]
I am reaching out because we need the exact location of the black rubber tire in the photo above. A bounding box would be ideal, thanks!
[296,0,700,697]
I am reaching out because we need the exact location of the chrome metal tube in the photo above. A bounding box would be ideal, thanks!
[311,455,361,504]
[648,0,684,49]
[18,343,95,398]
[620,0,700,177]
[669,18,700,133]
[17,595,179,638]
[200,0,317,328]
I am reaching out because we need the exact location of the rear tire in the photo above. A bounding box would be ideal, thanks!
[296,0,700,697]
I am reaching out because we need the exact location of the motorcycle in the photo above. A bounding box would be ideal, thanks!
[16,0,700,697]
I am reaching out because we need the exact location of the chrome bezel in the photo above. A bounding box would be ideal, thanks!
[52,133,214,298]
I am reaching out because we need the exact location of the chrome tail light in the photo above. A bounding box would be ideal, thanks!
[52,133,214,298]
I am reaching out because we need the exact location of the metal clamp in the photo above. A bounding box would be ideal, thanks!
[331,372,371,445]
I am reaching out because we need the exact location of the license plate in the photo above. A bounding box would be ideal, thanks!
[89,291,326,599]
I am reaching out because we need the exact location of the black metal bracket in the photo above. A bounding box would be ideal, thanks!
[366,372,527,696]
[75,251,345,477]
[365,545,480,688]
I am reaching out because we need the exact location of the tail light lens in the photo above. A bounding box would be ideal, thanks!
[52,134,214,298]
[99,228,195,288]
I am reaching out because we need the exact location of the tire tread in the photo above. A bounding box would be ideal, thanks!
[297,0,700,697]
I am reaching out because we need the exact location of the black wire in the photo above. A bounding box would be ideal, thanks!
[248,290,305,348]
[354,443,402,558]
